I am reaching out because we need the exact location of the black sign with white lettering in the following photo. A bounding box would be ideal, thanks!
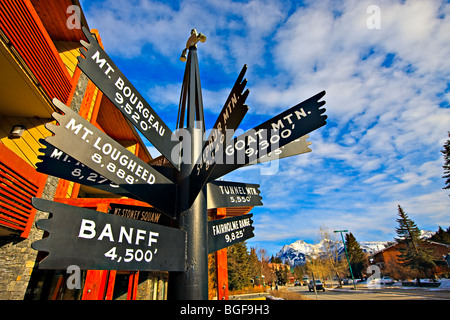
[36,141,135,198]
[109,203,174,227]
[208,91,327,181]
[77,27,181,170]
[45,98,177,218]
[31,198,186,271]
[245,135,312,166]
[206,180,263,209]
[192,65,249,196]
[208,214,254,254]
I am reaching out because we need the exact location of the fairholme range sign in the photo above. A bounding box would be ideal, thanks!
[31,27,327,299]
[211,217,252,236]
[208,214,255,254]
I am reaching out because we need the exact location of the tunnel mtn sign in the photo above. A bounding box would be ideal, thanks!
[31,27,327,300]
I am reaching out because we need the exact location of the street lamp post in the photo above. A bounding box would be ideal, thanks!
[334,230,356,290]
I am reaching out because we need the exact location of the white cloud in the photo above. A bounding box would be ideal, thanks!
[147,83,181,109]
[82,0,288,68]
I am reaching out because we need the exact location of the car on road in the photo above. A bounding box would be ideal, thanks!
[369,276,395,285]
[380,276,395,285]
[308,280,325,292]
[342,278,362,285]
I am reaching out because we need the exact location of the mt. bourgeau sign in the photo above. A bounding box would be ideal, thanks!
[77,27,181,170]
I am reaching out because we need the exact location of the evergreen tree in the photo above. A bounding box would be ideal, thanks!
[281,264,289,285]
[248,247,260,285]
[270,255,283,263]
[430,226,450,245]
[345,233,368,279]
[442,132,450,194]
[208,252,217,299]
[227,241,251,291]
[293,265,306,281]
[394,205,436,279]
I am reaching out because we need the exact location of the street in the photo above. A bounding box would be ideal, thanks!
[285,284,450,300]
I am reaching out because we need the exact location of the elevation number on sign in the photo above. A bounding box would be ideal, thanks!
[104,247,157,263]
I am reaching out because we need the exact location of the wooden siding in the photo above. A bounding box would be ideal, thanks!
[31,0,89,43]
[78,80,101,123]
[0,0,73,103]
[54,41,81,77]
[0,116,53,168]
[0,142,46,237]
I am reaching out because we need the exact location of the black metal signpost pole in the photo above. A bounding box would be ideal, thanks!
[169,42,209,300]
[170,127,209,300]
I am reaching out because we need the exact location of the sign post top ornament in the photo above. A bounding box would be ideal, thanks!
[180,28,207,62]
[31,27,327,300]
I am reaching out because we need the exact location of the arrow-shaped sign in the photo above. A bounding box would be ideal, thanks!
[31,198,185,271]
[245,135,312,166]
[206,180,263,209]
[37,139,176,192]
[45,98,177,218]
[208,91,327,181]
[37,140,135,198]
[189,65,249,204]
[108,203,174,227]
[208,214,254,254]
[77,26,181,170]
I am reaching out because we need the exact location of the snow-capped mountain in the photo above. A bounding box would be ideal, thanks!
[420,230,435,239]
[275,230,435,266]
[274,239,392,266]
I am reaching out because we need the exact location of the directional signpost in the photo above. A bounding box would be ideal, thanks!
[31,27,327,300]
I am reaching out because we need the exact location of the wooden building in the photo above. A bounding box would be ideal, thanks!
[0,0,161,300]
[369,241,450,278]
[0,0,252,300]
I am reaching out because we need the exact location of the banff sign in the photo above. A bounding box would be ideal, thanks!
[32,198,184,271]
[31,27,327,299]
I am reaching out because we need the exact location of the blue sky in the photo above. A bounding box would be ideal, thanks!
[79,0,450,256]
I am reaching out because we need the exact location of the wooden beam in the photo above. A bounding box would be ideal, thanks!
[54,197,153,209]
[216,248,229,300]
